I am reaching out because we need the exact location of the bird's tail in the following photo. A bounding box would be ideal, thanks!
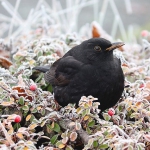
[33,66,50,73]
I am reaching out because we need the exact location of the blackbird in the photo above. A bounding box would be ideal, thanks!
[33,38,124,112]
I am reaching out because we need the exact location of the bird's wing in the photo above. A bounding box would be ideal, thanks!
[44,56,83,86]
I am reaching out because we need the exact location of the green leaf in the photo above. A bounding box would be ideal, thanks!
[35,73,44,83]
[50,134,59,145]
[18,96,24,105]
[99,144,109,149]
[22,105,29,111]
[86,127,91,134]
[7,97,11,101]
[13,123,21,130]
[37,51,43,57]
[103,131,109,136]
[30,115,35,122]
[103,113,111,121]
[93,141,98,148]
[53,123,60,133]
[47,84,53,92]
[137,144,145,150]
[41,109,45,116]
[98,136,104,144]
[65,145,73,150]
[88,120,95,127]
[47,124,52,129]
[31,108,37,113]
[82,110,87,117]
[126,145,133,150]
[32,118,40,123]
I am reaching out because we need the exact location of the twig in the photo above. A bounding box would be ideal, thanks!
[0,120,15,146]
[113,125,130,139]
[59,119,90,144]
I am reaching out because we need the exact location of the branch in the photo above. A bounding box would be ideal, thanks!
[59,119,90,145]
[0,120,15,146]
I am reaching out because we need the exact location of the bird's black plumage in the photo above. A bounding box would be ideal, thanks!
[33,38,125,112]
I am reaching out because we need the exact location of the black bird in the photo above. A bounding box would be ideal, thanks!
[33,38,124,112]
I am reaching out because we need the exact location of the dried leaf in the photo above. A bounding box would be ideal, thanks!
[41,120,47,127]
[26,114,32,121]
[0,56,12,69]
[51,121,55,128]
[23,146,29,150]
[84,115,89,121]
[29,60,35,65]
[29,124,37,130]
[16,133,24,139]
[8,128,14,134]
[58,143,65,149]
[37,106,41,111]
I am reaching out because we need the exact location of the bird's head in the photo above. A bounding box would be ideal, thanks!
[82,38,124,62]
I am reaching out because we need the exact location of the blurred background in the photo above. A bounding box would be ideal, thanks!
[0,0,150,42]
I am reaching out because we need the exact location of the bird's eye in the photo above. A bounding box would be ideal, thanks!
[94,46,101,51]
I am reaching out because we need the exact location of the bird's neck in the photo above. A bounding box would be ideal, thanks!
[91,53,114,65]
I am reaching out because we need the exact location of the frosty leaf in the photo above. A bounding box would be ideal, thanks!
[62,137,69,144]
[18,75,26,87]
[75,122,81,130]
[69,122,75,127]
[7,114,17,120]
[70,132,77,141]
[41,109,45,115]
[144,134,150,142]
[103,113,111,121]
[130,113,140,119]
[0,56,12,69]
[86,127,92,134]
[0,101,14,106]
[19,96,24,105]
[30,108,37,113]
[22,105,29,111]
[87,138,94,147]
